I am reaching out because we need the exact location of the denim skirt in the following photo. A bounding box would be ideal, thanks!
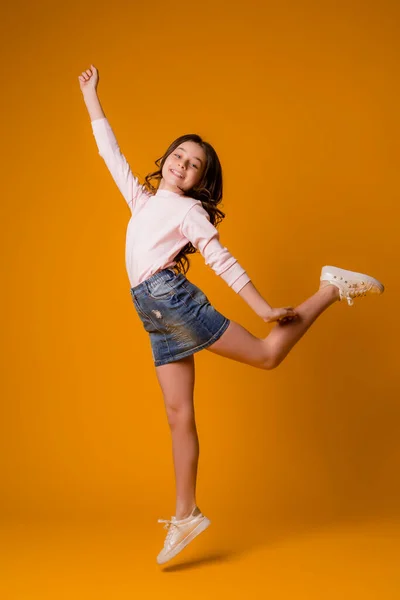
[130,268,230,367]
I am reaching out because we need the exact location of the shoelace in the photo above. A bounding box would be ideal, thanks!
[158,518,180,545]
[341,282,372,306]
[158,518,179,529]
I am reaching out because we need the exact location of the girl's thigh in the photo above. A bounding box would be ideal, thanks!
[206,320,269,369]
[155,355,196,421]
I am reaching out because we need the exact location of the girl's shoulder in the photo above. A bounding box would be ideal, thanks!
[181,196,203,216]
[183,196,202,208]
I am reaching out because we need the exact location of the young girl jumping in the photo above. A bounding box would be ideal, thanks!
[78,64,384,565]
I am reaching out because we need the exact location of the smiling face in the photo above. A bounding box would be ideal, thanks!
[159,140,207,194]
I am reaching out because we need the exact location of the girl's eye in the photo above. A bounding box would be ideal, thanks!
[173,153,197,168]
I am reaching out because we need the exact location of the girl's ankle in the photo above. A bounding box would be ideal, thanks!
[175,504,197,520]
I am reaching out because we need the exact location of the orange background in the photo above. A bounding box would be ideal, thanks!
[1,0,399,597]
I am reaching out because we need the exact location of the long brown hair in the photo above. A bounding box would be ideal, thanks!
[143,134,225,275]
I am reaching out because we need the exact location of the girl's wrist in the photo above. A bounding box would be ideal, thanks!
[83,88,98,98]
[238,282,271,315]
[82,90,105,121]
[256,306,273,319]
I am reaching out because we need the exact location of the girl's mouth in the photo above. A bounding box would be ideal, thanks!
[170,169,184,180]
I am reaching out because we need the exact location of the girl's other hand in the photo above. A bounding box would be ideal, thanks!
[78,65,99,94]
[261,306,298,325]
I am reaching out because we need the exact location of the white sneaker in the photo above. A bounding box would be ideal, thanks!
[156,505,211,565]
[320,265,385,306]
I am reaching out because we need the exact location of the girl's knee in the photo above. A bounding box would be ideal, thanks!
[165,405,195,429]
[262,358,275,370]
[262,351,281,370]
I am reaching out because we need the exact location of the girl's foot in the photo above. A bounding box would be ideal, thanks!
[157,505,211,565]
[319,265,385,306]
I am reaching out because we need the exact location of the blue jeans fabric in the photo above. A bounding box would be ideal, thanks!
[130,268,230,366]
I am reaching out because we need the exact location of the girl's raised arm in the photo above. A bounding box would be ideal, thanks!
[78,65,145,211]
[78,65,105,121]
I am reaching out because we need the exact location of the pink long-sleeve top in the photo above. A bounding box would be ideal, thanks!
[91,118,251,293]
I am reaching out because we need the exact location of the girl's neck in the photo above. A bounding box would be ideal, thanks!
[158,179,185,196]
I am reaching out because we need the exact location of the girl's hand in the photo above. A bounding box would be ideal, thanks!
[261,306,298,325]
[78,65,99,94]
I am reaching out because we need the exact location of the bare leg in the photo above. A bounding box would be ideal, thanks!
[153,285,338,519]
[155,354,199,520]
[207,283,339,369]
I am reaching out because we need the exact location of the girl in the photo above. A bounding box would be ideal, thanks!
[78,65,384,565]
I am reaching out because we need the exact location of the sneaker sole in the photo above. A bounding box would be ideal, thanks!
[156,517,211,565]
[321,265,385,294]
